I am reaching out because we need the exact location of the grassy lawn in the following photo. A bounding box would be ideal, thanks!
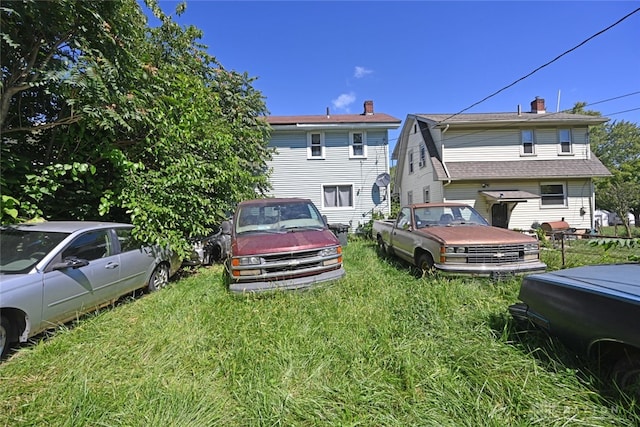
[1,239,638,426]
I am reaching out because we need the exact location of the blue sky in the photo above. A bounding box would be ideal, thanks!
[154,1,640,152]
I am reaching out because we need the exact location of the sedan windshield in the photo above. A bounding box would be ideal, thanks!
[0,229,68,274]
[414,205,489,228]
[236,202,326,234]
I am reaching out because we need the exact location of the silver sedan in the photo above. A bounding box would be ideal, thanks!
[0,221,180,357]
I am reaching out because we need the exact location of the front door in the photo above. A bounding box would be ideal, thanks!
[491,203,509,228]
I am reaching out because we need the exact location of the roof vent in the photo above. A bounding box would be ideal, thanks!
[326,107,330,118]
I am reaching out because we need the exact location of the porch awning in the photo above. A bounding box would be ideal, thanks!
[480,190,541,202]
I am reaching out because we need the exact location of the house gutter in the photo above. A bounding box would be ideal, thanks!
[441,124,452,187]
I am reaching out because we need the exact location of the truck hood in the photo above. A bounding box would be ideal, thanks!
[417,225,536,245]
[233,229,339,256]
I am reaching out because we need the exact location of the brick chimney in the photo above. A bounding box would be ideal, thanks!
[363,100,374,115]
[531,97,546,114]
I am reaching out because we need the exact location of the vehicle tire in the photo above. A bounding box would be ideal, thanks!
[1,316,12,358]
[147,263,170,292]
[612,354,640,398]
[376,235,387,255]
[416,253,434,275]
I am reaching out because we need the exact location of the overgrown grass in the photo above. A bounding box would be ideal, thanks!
[1,240,638,426]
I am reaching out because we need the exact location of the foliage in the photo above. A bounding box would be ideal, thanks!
[1,1,273,257]
[0,241,638,425]
[571,103,640,237]
[589,237,640,262]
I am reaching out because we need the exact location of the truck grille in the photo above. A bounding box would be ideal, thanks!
[466,244,525,264]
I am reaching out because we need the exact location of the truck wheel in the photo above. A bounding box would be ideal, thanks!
[416,253,434,274]
[376,236,387,255]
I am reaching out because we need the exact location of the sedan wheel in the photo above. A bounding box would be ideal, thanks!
[0,316,10,358]
[148,263,170,292]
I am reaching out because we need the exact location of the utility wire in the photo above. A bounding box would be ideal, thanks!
[436,7,640,124]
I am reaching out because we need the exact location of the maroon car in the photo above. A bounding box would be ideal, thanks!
[224,198,345,293]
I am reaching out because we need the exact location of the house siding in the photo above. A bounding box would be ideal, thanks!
[442,127,591,162]
[268,129,392,231]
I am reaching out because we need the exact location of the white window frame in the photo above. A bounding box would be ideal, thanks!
[307,132,325,159]
[322,184,354,209]
[558,129,573,155]
[521,129,535,156]
[540,182,567,208]
[349,131,367,159]
[423,186,430,203]
[408,150,414,174]
[407,190,413,205]
[419,144,426,168]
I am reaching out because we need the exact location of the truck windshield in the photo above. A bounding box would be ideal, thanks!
[235,201,326,234]
[414,205,489,228]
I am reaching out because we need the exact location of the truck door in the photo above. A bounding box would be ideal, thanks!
[391,207,415,260]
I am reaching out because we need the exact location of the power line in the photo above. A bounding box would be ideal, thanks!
[436,8,640,124]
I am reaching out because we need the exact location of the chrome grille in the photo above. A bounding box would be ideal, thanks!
[466,244,525,264]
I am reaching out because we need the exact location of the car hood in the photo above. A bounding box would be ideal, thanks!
[417,225,535,245]
[234,229,339,256]
[524,263,640,301]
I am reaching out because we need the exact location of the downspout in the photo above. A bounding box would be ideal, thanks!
[441,125,452,203]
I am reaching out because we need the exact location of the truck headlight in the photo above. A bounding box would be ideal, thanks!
[232,256,264,266]
[319,246,341,257]
[444,246,466,254]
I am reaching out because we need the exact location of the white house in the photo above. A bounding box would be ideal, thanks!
[265,101,401,232]
[392,97,611,231]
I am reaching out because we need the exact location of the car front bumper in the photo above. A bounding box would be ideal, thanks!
[228,267,346,294]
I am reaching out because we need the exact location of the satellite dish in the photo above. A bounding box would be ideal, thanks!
[375,173,391,187]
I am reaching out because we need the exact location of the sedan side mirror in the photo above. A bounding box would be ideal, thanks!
[52,257,90,271]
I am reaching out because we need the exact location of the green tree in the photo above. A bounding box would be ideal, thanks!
[1,1,273,257]
[572,103,640,237]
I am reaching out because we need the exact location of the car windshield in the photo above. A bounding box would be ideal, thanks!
[413,205,489,228]
[235,201,326,234]
[0,229,68,274]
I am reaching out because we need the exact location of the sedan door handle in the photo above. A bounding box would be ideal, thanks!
[105,262,119,269]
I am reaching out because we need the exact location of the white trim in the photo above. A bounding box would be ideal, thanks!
[349,131,367,159]
[520,129,535,156]
[540,181,567,208]
[321,183,355,209]
[307,132,325,159]
[558,128,574,155]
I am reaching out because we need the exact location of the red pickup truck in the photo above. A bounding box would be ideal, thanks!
[223,198,345,293]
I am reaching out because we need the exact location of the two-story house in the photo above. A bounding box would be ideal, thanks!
[392,97,611,231]
[265,101,401,232]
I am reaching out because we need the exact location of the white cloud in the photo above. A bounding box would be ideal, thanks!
[332,92,356,111]
[354,66,373,78]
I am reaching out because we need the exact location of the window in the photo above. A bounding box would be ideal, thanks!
[423,186,430,203]
[559,129,572,154]
[521,130,535,155]
[540,183,566,207]
[307,132,325,159]
[396,207,411,229]
[323,185,353,208]
[407,191,413,205]
[62,230,111,260]
[408,150,414,174]
[349,132,367,158]
[419,144,426,168]
[116,228,141,252]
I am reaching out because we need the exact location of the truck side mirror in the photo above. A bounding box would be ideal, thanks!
[220,221,232,235]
